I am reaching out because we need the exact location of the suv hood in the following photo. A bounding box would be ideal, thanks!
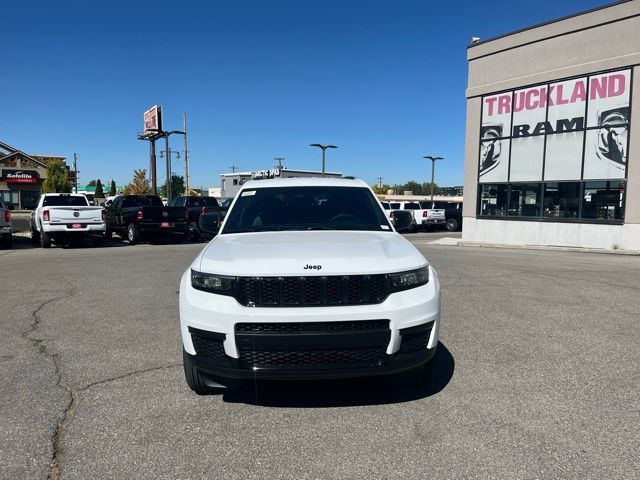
[197,231,426,276]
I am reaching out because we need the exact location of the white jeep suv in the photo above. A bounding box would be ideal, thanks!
[179,177,441,393]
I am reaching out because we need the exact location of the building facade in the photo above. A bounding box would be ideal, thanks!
[463,0,640,250]
[220,167,341,198]
[0,141,71,210]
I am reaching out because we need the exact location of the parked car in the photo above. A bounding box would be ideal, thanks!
[0,198,12,249]
[218,197,233,214]
[389,209,414,232]
[387,201,445,232]
[168,196,222,241]
[424,201,463,231]
[180,177,441,393]
[105,194,187,245]
[31,193,106,248]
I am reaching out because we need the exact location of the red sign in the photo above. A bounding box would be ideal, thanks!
[2,170,39,183]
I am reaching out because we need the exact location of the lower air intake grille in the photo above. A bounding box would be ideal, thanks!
[238,347,387,368]
[399,322,434,353]
[190,330,226,359]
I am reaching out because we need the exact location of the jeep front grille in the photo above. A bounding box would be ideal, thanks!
[236,274,389,307]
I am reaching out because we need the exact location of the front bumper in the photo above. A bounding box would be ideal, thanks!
[179,266,441,380]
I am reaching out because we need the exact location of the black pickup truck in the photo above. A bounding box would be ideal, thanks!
[105,195,187,244]
[168,196,222,241]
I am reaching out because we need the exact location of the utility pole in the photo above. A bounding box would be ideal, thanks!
[229,165,238,173]
[73,153,78,193]
[183,112,189,195]
[274,157,285,169]
[377,176,383,188]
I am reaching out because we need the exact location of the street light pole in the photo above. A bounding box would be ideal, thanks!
[309,144,337,176]
[422,155,444,202]
[162,130,186,203]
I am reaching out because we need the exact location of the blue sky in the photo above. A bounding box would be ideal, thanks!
[1,0,611,189]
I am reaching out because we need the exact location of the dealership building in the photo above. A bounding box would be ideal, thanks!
[0,141,72,210]
[462,0,640,250]
[220,167,341,198]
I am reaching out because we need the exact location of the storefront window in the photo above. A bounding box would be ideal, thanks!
[543,183,580,218]
[0,191,19,210]
[508,183,541,217]
[479,184,507,216]
[581,181,625,221]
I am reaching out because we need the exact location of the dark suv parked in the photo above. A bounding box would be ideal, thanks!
[168,196,222,241]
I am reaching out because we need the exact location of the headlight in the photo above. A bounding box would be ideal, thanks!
[388,266,429,292]
[191,269,235,294]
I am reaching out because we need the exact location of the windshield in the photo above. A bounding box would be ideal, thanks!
[43,195,89,207]
[222,186,392,234]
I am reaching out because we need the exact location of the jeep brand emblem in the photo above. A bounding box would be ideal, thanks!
[303,264,322,270]
[73,211,80,217]
[162,211,168,217]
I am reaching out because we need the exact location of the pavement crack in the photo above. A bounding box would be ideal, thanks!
[21,287,76,480]
[79,363,182,392]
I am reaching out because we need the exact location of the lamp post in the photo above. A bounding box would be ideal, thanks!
[163,130,185,202]
[423,155,444,202]
[310,144,337,176]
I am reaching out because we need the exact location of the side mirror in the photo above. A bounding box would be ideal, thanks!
[199,212,220,234]
[392,210,413,232]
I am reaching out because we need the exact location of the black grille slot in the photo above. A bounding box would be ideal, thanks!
[326,320,389,332]
[233,275,389,307]
[236,323,303,334]
[239,347,386,368]
[399,323,434,353]
[191,332,226,359]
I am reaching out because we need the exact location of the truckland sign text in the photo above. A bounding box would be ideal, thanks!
[479,68,630,183]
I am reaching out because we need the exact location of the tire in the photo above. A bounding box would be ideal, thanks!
[40,231,51,248]
[445,218,459,232]
[32,229,41,243]
[105,230,113,240]
[183,350,218,395]
[187,221,200,242]
[1,234,12,249]
[409,222,416,234]
[92,235,105,247]
[126,223,139,245]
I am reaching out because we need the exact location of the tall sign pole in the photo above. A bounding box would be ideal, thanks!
[150,140,157,195]
[73,153,78,193]
[183,112,189,195]
[165,134,172,202]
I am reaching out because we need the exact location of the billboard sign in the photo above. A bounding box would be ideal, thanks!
[479,68,630,183]
[144,105,162,136]
[1,169,39,183]
[252,167,282,180]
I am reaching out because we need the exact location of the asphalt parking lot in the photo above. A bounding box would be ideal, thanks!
[1,232,639,479]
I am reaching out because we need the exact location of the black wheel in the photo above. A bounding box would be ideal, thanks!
[32,229,41,243]
[409,222,417,233]
[183,350,218,395]
[445,218,459,232]
[126,223,139,245]
[40,231,51,248]
[187,222,200,242]
[92,235,105,247]
[104,230,113,240]
[1,235,12,249]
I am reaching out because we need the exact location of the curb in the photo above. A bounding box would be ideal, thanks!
[457,241,640,256]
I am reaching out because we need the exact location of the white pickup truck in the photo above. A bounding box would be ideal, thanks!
[386,201,445,232]
[0,198,12,248]
[31,193,106,248]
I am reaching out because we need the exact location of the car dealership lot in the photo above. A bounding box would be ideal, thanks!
[1,233,639,479]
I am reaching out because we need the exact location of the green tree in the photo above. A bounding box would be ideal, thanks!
[109,180,117,196]
[95,179,105,198]
[87,179,97,187]
[371,184,392,195]
[42,159,72,193]
[159,175,186,197]
[123,169,151,195]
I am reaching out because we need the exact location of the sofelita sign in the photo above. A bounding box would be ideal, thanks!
[1,169,39,183]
